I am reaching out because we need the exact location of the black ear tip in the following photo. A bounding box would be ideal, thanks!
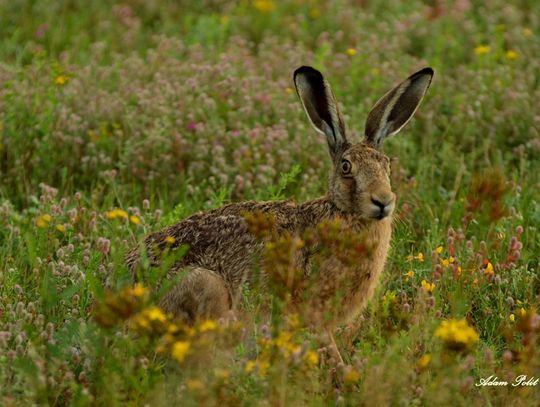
[417,67,434,77]
[294,66,323,81]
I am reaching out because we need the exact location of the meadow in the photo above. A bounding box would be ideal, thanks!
[0,0,539,405]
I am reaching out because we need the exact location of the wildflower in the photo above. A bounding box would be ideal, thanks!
[129,215,141,225]
[145,306,167,323]
[417,354,431,370]
[441,258,450,267]
[404,271,414,279]
[518,308,526,317]
[171,341,190,362]
[343,368,361,383]
[165,236,176,245]
[304,350,319,365]
[484,261,494,276]
[407,252,424,262]
[383,290,397,304]
[36,214,52,228]
[505,50,519,60]
[131,283,148,298]
[448,256,455,263]
[106,209,128,220]
[435,319,479,351]
[346,48,357,56]
[509,314,515,322]
[56,224,66,233]
[55,75,69,85]
[522,28,532,37]
[253,0,274,13]
[245,360,256,373]
[421,280,435,293]
[198,319,218,332]
[285,87,293,94]
[435,246,443,254]
[474,45,490,55]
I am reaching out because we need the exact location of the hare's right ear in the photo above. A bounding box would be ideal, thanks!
[294,66,348,160]
[364,67,433,149]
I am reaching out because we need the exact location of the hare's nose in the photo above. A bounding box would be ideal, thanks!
[371,195,395,219]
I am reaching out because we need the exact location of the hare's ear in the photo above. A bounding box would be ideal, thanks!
[364,67,433,149]
[294,66,348,159]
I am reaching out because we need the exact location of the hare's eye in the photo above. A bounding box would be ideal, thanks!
[341,159,351,174]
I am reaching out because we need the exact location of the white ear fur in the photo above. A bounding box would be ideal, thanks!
[365,67,433,149]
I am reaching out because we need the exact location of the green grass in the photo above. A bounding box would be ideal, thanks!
[1,0,539,405]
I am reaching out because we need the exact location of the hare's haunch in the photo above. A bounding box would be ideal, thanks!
[126,66,433,326]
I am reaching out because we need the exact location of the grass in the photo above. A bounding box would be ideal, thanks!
[1,0,539,405]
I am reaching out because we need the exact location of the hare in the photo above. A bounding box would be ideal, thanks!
[126,65,433,330]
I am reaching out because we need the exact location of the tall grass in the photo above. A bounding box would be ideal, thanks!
[1,0,539,405]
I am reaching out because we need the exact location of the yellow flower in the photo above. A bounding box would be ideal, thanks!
[505,50,519,60]
[408,253,424,262]
[245,360,256,373]
[171,341,191,362]
[434,319,479,351]
[56,224,66,233]
[509,314,515,322]
[343,369,361,383]
[421,280,435,293]
[456,266,462,276]
[165,236,176,245]
[55,75,69,85]
[441,258,450,267]
[198,319,218,332]
[129,215,140,225]
[253,0,274,13]
[484,261,494,276]
[518,308,526,317]
[346,48,357,56]
[145,306,167,323]
[522,28,533,38]
[36,214,52,228]
[383,290,397,304]
[106,209,128,220]
[474,45,490,55]
[304,350,319,365]
[132,284,148,298]
[404,271,414,279]
[285,87,293,94]
[448,256,455,263]
[435,246,443,254]
[417,354,431,370]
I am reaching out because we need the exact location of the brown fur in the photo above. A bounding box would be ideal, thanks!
[126,65,433,327]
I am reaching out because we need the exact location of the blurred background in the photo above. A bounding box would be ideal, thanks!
[1,0,538,210]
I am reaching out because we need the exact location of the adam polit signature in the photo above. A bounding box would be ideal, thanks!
[476,375,539,387]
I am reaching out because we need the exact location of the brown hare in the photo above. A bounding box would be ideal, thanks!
[126,66,433,332]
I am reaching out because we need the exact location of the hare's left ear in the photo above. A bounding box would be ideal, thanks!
[294,66,348,160]
[364,67,433,149]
